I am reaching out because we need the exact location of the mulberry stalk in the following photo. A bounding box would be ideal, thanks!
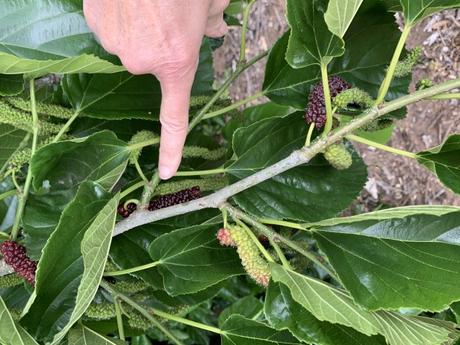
[218,226,271,287]
[0,241,37,285]
[305,75,351,129]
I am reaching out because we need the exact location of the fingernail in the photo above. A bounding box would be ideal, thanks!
[159,166,174,180]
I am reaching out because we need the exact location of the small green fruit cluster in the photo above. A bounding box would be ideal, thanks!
[84,302,117,320]
[5,97,75,119]
[323,143,352,170]
[128,130,159,164]
[0,273,24,288]
[182,146,226,161]
[394,46,422,78]
[333,88,374,112]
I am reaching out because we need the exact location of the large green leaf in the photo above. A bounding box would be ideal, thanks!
[221,315,301,345]
[148,224,244,296]
[0,124,28,171]
[61,39,214,120]
[285,0,344,67]
[400,0,460,24]
[417,134,460,195]
[452,302,460,323]
[0,74,24,95]
[265,282,386,345]
[0,0,122,77]
[0,297,38,345]
[23,131,129,258]
[264,4,407,108]
[21,182,118,343]
[218,296,263,327]
[227,115,367,222]
[313,212,460,311]
[325,0,363,38]
[271,265,457,345]
[68,324,123,345]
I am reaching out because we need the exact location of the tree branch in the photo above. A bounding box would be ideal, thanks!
[113,78,460,236]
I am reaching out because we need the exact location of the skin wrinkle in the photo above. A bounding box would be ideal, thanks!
[83,0,229,179]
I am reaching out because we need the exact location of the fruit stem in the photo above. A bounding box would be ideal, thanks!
[101,281,186,345]
[134,159,149,183]
[346,134,417,159]
[224,204,340,281]
[104,260,161,277]
[235,219,275,263]
[119,181,146,199]
[305,122,316,147]
[175,168,226,177]
[0,190,16,203]
[123,199,139,208]
[375,23,412,105]
[11,80,40,241]
[114,298,125,341]
[270,240,292,270]
[202,91,265,120]
[320,62,334,136]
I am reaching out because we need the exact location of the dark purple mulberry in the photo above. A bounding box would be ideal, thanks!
[305,75,351,129]
[148,186,201,211]
[0,241,37,285]
[117,202,137,218]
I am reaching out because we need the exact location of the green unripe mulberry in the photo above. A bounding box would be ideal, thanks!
[84,303,116,320]
[394,47,422,78]
[0,273,24,288]
[324,143,352,170]
[333,88,374,112]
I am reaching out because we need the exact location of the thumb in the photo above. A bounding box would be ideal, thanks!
[157,61,198,180]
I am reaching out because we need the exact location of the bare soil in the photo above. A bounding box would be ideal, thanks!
[214,3,460,209]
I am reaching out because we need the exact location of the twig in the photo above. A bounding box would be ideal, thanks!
[112,78,460,236]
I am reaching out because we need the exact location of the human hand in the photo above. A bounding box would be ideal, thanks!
[83,0,229,179]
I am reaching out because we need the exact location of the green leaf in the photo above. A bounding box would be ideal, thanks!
[417,134,460,194]
[219,296,263,327]
[0,0,122,77]
[306,204,460,227]
[285,0,344,67]
[21,182,119,343]
[313,211,460,311]
[271,264,454,345]
[227,115,367,222]
[148,224,244,295]
[61,39,214,120]
[400,0,460,24]
[0,124,28,171]
[325,0,363,38]
[221,315,301,345]
[68,324,123,345]
[264,5,408,108]
[0,74,24,96]
[23,131,129,259]
[0,296,38,345]
[452,302,460,323]
[265,282,386,345]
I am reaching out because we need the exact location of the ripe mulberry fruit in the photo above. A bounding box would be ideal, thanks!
[0,241,37,285]
[227,225,271,287]
[324,143,353,170]
[305,75,351,129]
[117,202,137,218]
[148,186,201,211]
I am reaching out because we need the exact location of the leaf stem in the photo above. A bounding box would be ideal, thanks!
[240,0,257,63]
[202,91,265,120]
[305,122,316,147]
[224,204,339,281]
[235,219,275,263]
[346,134,417,159]
[52,110,80,143]
[120,181,146,199]
[114,298,125,341]
[320,63,333,136]
[175,168,226,177]
[270,240,292,270]
[0,189,16,202]
[134,160,149,183]
[258,218,307,230]
[101,281,186,345]
[375,23,412,105]
[10,80,39,241]
[104,261,160,277]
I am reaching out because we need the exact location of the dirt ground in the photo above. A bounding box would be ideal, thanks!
[214,3,460,209]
